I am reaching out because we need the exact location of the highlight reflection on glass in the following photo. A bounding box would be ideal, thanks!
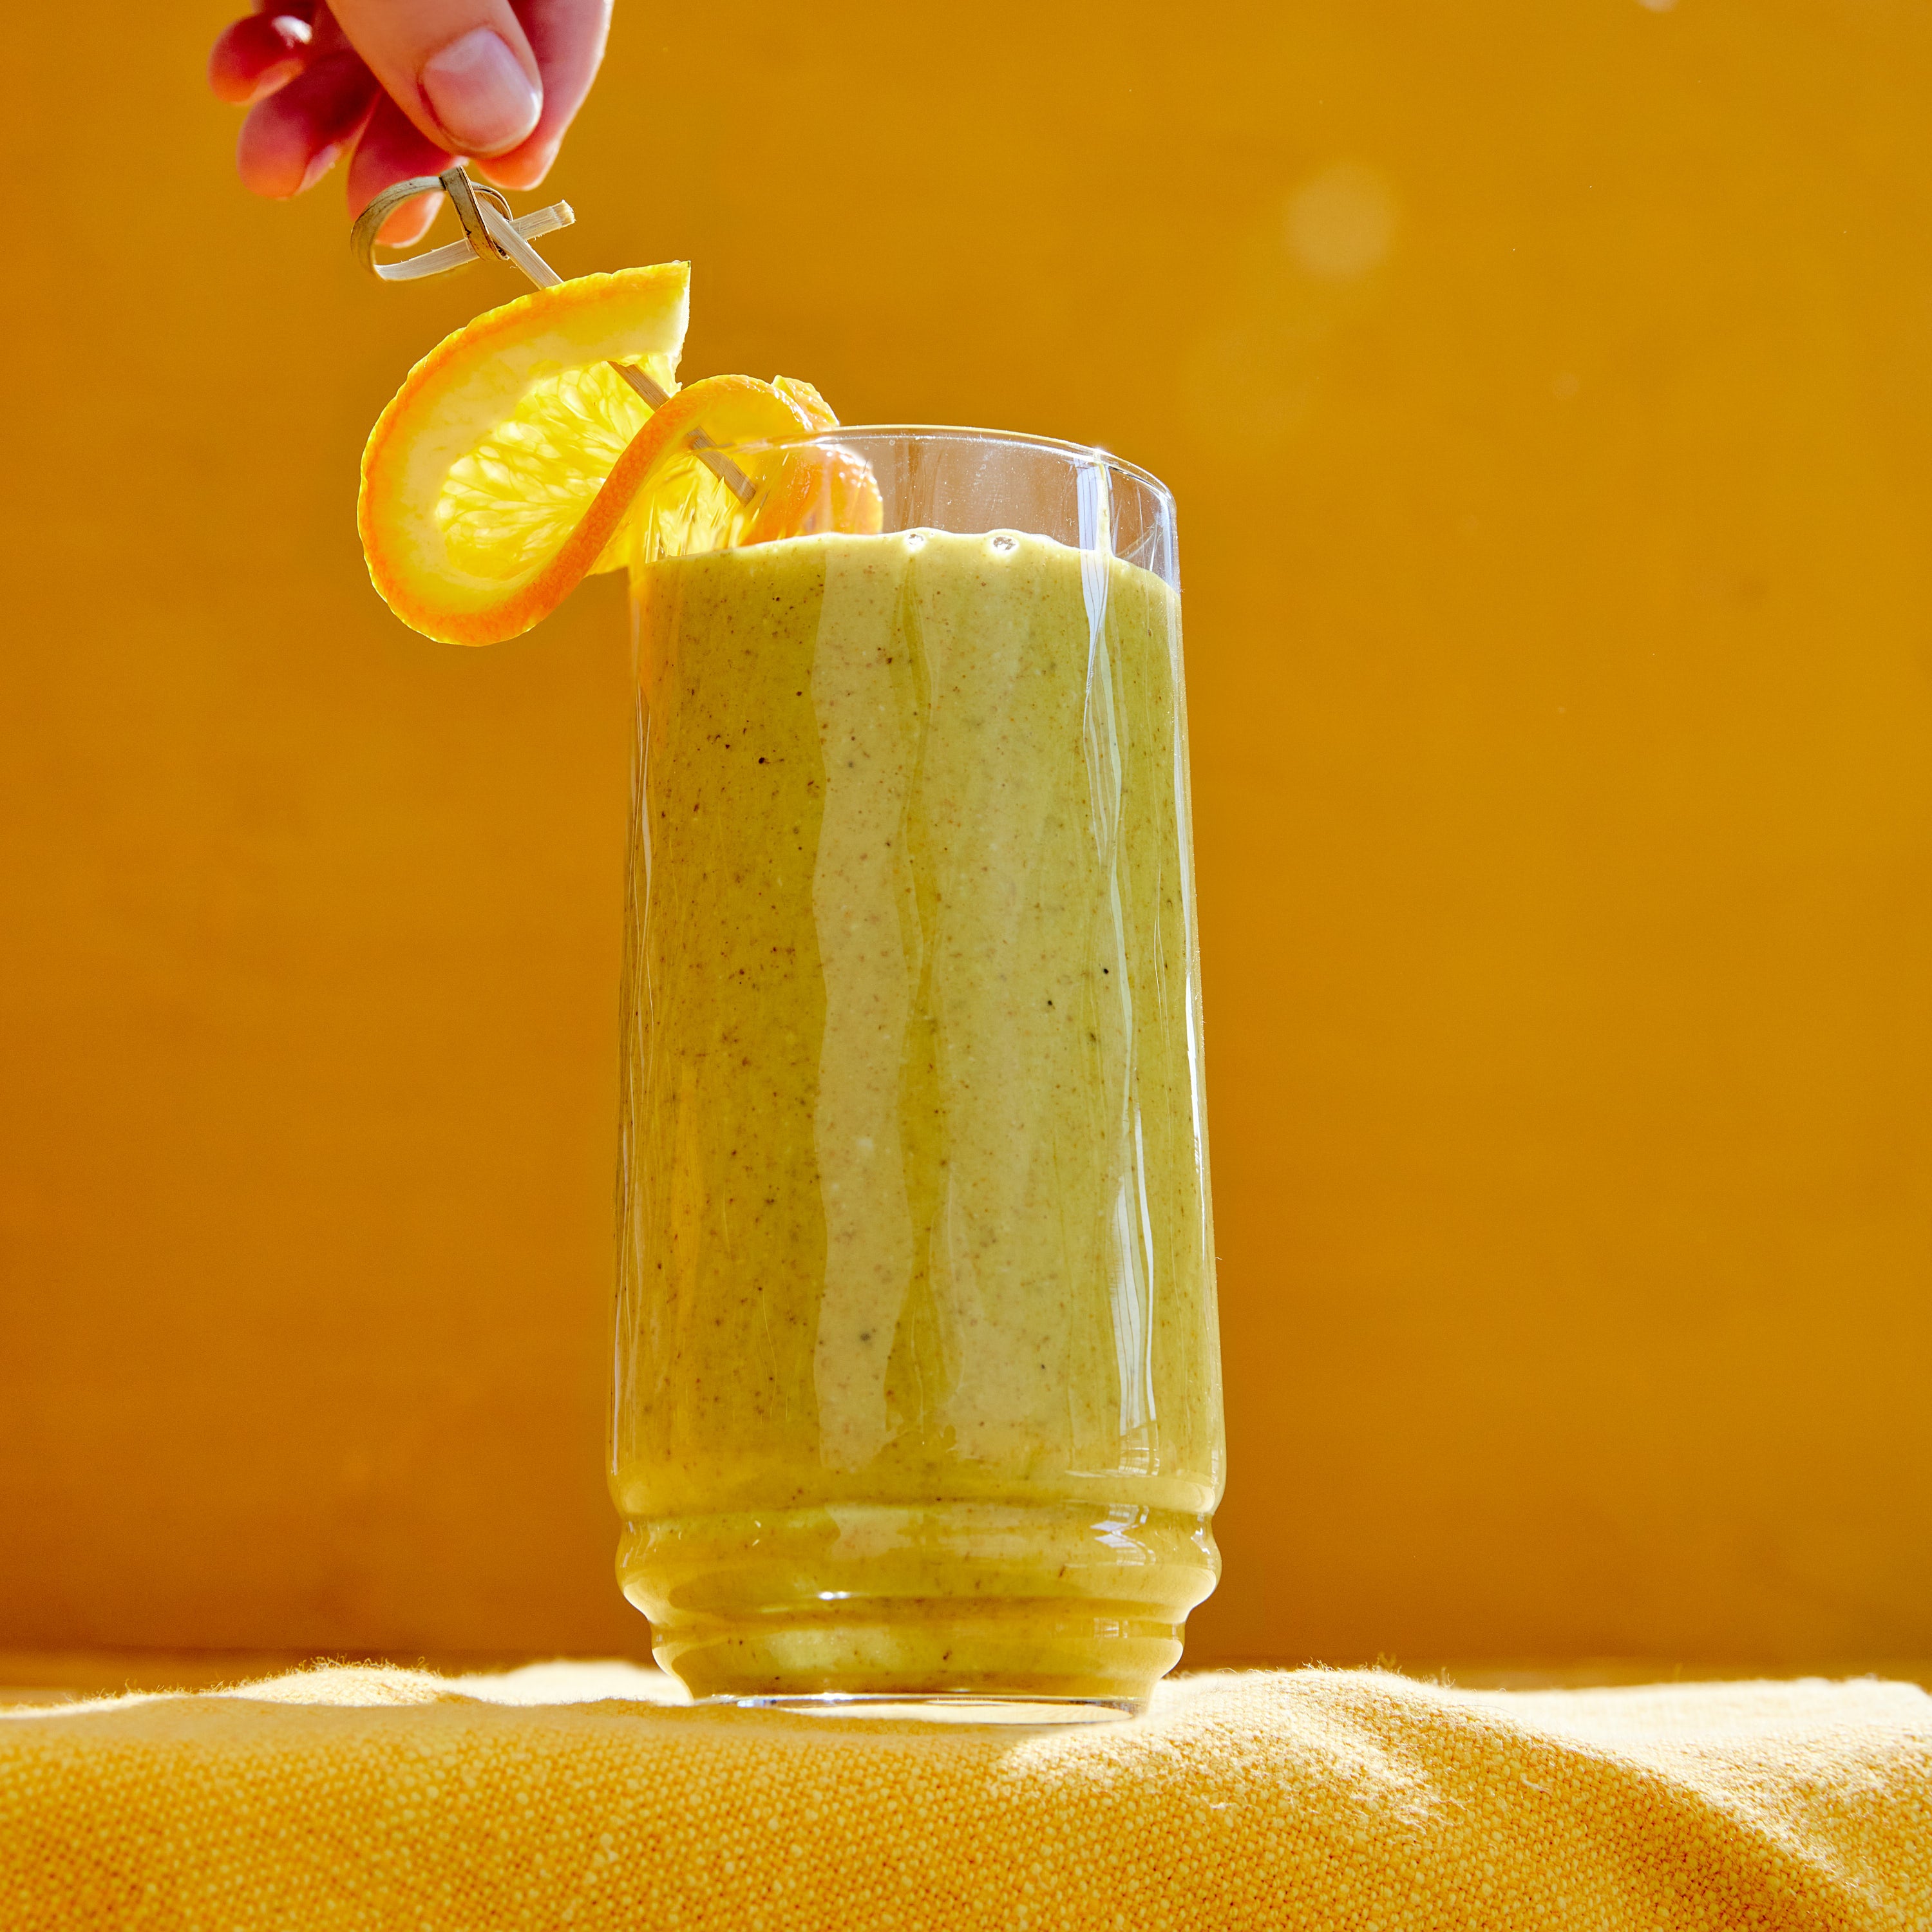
[611,430,1224,1715]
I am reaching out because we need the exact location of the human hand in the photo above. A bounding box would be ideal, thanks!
[208,0,611,245]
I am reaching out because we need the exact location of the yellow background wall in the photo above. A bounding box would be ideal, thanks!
[3,0,1928,1667]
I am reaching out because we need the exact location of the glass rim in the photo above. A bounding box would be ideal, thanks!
[704,422,1174,503]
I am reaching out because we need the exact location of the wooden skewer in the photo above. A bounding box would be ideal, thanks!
[351,166,759,506]
[607,363,756,504]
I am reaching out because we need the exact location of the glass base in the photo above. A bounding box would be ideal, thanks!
[617,1500,1218,1707]
[701,1691,1141,1726]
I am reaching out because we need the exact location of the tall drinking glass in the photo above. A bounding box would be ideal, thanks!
[611,428,1222,1717]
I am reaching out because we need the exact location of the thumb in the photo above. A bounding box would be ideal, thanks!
[327,0,542,159]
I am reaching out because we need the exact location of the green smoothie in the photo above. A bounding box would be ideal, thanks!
[611,526,1222,1705]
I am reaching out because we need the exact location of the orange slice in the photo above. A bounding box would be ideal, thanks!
[744,439,886,547]
[606,379,885,572]
[484,373,829,636]
[359,265,690,645]
[359,269,883,648]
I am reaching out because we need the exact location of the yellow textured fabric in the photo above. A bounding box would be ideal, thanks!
[2,1665,1926,1929]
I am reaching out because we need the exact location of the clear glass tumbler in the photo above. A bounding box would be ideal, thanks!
[611,427,1223,1718]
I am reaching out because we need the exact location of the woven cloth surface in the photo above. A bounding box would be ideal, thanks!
[2,1663,1927,1930]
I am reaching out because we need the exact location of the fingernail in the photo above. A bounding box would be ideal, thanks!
[296,140,345,194]
[248,57,304,102]
[420,28,540,155]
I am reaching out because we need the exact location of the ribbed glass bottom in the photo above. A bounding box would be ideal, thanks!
[617,1499,1220,1708]
[704,1692,1141,1725]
